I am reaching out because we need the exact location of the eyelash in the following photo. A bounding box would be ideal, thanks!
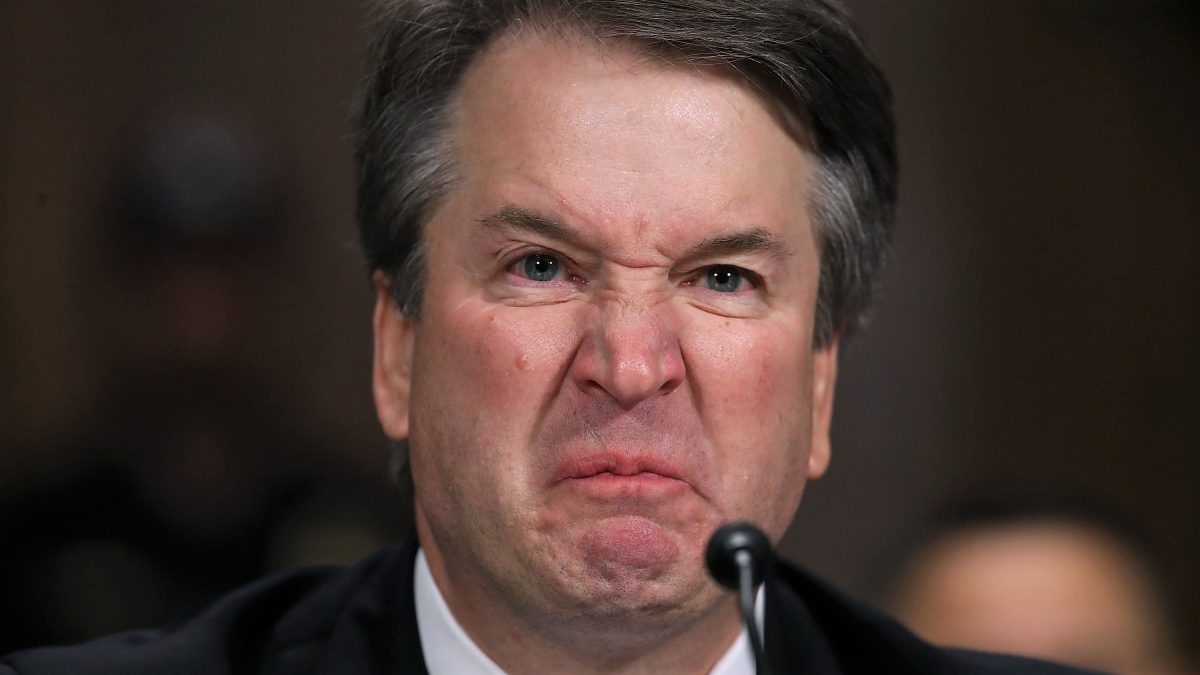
[506,250,585,285]
[684,264,762,294]
[504,250,762,295]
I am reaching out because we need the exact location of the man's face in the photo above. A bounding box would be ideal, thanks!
[373,32,837,631]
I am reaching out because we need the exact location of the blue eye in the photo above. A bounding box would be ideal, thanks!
[705,265,744,293]
[522,253,561,282]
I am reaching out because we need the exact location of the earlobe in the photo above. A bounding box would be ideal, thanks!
[372,272,414,441]
[807,338,839,479]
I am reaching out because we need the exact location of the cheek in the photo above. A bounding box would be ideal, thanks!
[410,301,582,468]
[425,302,567,386]
[687,320,813,519]
[468,307,583,398]
[691,321,811,420]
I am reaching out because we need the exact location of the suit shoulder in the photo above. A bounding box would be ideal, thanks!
[0,562,352,675]
[946,649,1106,674]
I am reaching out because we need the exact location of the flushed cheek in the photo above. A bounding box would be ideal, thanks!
[693,326,808,419]
[689,327,812,521]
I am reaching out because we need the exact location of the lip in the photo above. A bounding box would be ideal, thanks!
[552,454,694,500]
[553,454,690,484]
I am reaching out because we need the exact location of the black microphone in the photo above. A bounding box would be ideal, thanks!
[705,521,773,675]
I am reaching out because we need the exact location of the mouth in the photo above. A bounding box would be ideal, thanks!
[553,455,692,501]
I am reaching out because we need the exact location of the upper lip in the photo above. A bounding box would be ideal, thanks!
[552,453,691,485]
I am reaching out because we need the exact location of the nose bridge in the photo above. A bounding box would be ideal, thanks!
[574,290,685,408]
[605,293,672,360]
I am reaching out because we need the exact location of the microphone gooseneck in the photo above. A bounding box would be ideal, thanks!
[705,521,773,675]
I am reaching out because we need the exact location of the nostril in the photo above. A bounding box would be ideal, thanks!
[582,379,608,397]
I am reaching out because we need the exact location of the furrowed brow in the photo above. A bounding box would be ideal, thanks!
[479,207,792,262]
[478,204,586,247]
[683,227,793,262]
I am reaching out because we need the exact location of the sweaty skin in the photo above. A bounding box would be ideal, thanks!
[372,29,838,674]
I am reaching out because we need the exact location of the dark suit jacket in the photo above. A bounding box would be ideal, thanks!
[1,538,1096,674]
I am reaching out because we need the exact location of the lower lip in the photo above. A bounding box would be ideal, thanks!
[561,472,689,500]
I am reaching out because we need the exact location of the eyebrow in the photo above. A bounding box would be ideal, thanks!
[479,203,793,260]
[683,227,793,262]
[479,204,586,247]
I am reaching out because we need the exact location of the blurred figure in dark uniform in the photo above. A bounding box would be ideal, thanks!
[0,111,399,653]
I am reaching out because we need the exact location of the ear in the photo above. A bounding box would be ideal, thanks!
[807,337,839,479]
[372,271,415,441]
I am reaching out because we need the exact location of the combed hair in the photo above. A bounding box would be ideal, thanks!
[353,0,897,347]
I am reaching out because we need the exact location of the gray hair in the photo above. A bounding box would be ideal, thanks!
[353,0,897,347]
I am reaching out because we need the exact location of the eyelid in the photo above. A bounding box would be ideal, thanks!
[503,247,587,284]
[719,264,762,288]
[683,263,764,291]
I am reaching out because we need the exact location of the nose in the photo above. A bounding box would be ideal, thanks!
[570,296,686,409]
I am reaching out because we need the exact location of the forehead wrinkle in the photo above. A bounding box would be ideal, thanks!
[477,203,668,268]
[480,204,794,270]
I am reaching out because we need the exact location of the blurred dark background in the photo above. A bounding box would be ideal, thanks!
[1,0,1196,661]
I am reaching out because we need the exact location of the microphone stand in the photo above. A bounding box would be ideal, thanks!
[705,521,773,675]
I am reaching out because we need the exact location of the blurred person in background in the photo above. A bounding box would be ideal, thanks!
[884,492,1194,675]
[0,111,398,653]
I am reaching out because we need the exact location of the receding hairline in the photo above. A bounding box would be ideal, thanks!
[421,20,823,267]
[447,19,818,161]
[354,0,898,345]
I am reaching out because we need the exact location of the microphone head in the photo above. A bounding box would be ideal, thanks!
[705,521,773,591]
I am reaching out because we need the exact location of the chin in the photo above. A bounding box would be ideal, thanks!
[526,515,712,610]
[556,564,717,628]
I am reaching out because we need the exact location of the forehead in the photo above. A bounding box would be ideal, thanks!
[443,30,815,252]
